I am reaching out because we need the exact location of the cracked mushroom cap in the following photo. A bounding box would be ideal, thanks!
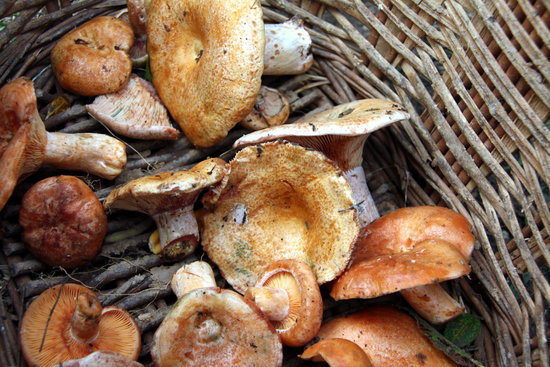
[20,284,141,367]
[300,338,373,367]
[316,306,456,366]
[330,206,474,300]
[200,141,359,293]
[51,16,134,96]
[151,287,283,367]
[86,74,179,140]
[147,0,264,148]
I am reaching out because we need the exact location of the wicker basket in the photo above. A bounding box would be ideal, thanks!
[0,0,548,366]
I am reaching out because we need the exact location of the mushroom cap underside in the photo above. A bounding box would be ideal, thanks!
[147,0,264,148]
[200,141,359,293]
[151,287,282,367]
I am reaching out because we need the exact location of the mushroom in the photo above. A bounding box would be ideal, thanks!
[51,16,134,96]
[243,259,323,347]
[234,99,410,229]
[299,338,373,367]
[146,0,313,147]
[103,158,228,260]
[19,176,107,268]
[53,351,144,367]
[151,287,283,366]
[330,206,475,324]
[20,283,141,367]
[315,306,457,366]
[199,141,359,293]
[127,0,150,66]
[0,77,127,210]
[86,74,180,140]
[239,86,290,131]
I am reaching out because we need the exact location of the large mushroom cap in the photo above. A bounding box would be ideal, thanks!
[51,16,134,96]
[20,284,141,367]
[151,287,283,367]
[200,141,359,293]
[317,306,457,366]
[147,0,264,148]
[330,206,474,300]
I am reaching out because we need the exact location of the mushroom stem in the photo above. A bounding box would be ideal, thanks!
[171,261,217,298]
[244,286,290,322]
[43,132,127,180]
[70,292,102,343]
[263,18,313,75]
[153,205,199,259]
[400,284,465,324]
[344,166,379,230]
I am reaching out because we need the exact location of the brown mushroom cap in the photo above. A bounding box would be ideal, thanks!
[20,284,141,367]
[330,206,474,300]
[147,0,264,148]
[19,176,107,268]
[151,287,283,367]
[51,16,134,96]
[299,338,373,367]
[317,306,457,366]
[245,259,322,347]
[200,141,359,292]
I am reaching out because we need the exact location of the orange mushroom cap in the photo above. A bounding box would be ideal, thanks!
[300,338,373,367]
[20,284,141,367]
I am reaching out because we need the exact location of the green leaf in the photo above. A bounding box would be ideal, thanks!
[0,22,6,32]
[145,58,152,82]
[443,313,481,347]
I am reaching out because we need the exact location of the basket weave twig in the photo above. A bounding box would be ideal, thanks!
[0,0,548,366]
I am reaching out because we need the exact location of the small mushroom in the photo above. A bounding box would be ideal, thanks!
[53,351,144,367]
[146,0,312,147]
[51,16,134,96]
[86,74,179,140]
[244,259,323,347]
[239,86,290,131]
[0,78,127,210]
[200,141,359,292]
[19,176,107,268]
[330,206,475,324]
[103,158,228,260]
[316,306,457,366]
[171,260,217,298]
[20,283,141,367]
[234,99,410,229]
[127,0,150,66]
[299,338,373,367]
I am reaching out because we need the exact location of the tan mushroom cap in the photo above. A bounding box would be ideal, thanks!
[20,284,141,367]
[151,287,283,367]
[86,74,179,140]
[51,16,134,96]
[200,141,359,293]
[330,206,474,300]
[317,306,457,366]
[147,0,264,148]
[19,176,107,268]
[299,338,373,367]
[245,259,323,347]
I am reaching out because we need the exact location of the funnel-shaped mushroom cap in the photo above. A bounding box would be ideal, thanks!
[317,306,457,366]
[86,74,179,140]
[20,284,141,367]
[200,141,359,293]
[151,287,283,367]
[147,0,264,148]
[331,206,474,300]
[234,99,409,170]
[300,338,373,367]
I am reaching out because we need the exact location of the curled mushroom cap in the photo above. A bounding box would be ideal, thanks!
[104,158,228,259]
[151,287,283,367]
[86,74,179,140]
[200,141,359,292]
[19,176,107,268]
[51,16,134,96]
[300,338,373,367]
[20,284,141,367]
[244,259,322,347]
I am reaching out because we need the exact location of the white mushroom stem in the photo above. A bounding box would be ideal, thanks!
[263,18,313,75]
[43,132,126,180]
[244,286,290,322]
[54,351,144,367]
[153,205,199,258]
[239,86,290,130]
[344,166,379,230]
[171,261,217,298]
[400,284,465,324]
